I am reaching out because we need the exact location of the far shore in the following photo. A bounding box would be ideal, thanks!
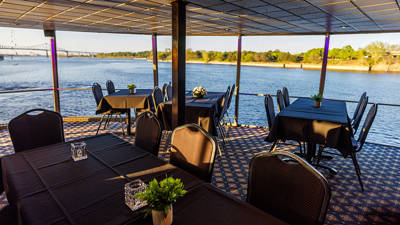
[158,60,400,73]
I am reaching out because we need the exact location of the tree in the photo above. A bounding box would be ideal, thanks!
[364,41,386,71]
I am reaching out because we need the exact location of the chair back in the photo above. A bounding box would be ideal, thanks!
[264,94,276,129]
[170,124,217,182]
[92,82,103,106]
[352,92,367,121]
[356,104,378,151]
[135,111,162,156]
[276,90,285,112]
[353,95,368,133]
[226,84,235,112]
[106,80,115,95]
[8,109,65,152]
[219,86,230,120]
[152,87,164,111]
[166,84,172,101]
[161,83,168,100]
[247,151,331,225]
[282,87,290,107]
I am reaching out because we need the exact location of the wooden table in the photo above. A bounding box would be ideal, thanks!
[2,134,288,225]
[97,89,153,135]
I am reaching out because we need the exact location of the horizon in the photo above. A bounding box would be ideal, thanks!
[1,27,400,54]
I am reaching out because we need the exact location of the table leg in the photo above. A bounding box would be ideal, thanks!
[126,109,131,135]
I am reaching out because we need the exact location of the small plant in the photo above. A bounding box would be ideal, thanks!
[311,93,323,102]
[135,177,187,216]
[127,84,136,90]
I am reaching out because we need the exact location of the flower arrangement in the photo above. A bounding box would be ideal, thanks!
[192,86,207,98]
[127,84,136,94]
[311,93,323,108]
[135,177,186,225]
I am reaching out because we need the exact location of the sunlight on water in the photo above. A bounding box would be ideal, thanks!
[0,56,399,146]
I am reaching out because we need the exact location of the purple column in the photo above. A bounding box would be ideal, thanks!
[50,35,60,113]
[234,34,242,125]
[319,33,330,96]
[152,34,159,87]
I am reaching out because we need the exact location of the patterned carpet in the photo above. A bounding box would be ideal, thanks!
[0,121,399,225]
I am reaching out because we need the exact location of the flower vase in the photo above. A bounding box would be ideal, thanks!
[129,88,135,94]
[193,94,203,99]
[152,205,173,225]
[314,101,321,108]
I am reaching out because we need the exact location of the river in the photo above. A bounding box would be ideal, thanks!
[1,56,399,146]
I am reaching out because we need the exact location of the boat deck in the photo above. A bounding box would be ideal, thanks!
[1,121,399,225]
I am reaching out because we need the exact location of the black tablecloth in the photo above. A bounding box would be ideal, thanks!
[267,98,354,157]
[156,92,225,136]
[97,89,153,114]
[2,134,287,225]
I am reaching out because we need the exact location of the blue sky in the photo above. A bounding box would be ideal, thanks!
[1,27,400,53]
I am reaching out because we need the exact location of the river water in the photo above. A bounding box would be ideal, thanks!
[1,56,399,146]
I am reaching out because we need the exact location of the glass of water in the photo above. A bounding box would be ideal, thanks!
[71,141,88,161]
[125,179,147,211]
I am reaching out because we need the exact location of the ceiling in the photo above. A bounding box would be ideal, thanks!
[0,0,400,35]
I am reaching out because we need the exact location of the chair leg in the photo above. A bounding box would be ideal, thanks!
[316,145,324,165]
[269,140,279,152]
[96,115,106,135]
[103,114,111,129]
[226,113,233,126]
[219,123,227,145]
[350,152,364,192]
[119,115,125,135]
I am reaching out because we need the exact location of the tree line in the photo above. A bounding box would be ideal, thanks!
[96,41,400,69]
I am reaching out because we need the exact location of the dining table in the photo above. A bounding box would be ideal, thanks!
[266,98,354,162]
[97,89,153,135]
[2,133,288,225]
[156,92,225,136]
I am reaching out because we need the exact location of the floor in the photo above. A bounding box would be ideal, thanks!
[1,121,399,225]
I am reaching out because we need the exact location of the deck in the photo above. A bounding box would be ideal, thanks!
[1,121,399,225]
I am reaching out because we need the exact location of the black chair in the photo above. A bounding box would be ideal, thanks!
[106,80,116,95]
[0,205,18,225]
[352,93,368,134]
[317,104,378,192]
[247,151,331,225]
[92,82,125,135]
[215,86,230,150]
[161,83,168,101]
[264,94,304,154]
[166,83,172,101]
[135,111,162,156]
[170,123,217,182]
[152,87,164,112]
[8,109,65,152]
[276,89,285,112]
[282,87,290,107]
[224,84,235,126]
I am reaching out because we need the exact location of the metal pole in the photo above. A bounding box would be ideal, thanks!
[319,33,330,96]
[152,34,159,87]
[45,30,60,113]
[171,0,186,128]
[234,34,242,125]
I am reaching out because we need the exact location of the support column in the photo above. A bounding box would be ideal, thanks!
[234,34,242,125]
[152,34,159,87]
[45,29,60,113]
[319,33,330,96]
[171,0,186,129]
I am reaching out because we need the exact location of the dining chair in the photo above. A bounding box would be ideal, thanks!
[161,83,168,100]
[92,82,125,135]
[8,109,65,152]
[282,87,290,107]
[152,87,164,112]
[166,83,172,101]
[106,80,116,95]
[264,94,303,154]
[215,86,230,149]
[276,89,285,112]
[170,123,217,182]
[317,104,378,192]
[135,111,162,156]
[352,92,367,122]
[247,151,331,225]
[0,204,18,225]
[224,84,235,127]
[352,93,368,134]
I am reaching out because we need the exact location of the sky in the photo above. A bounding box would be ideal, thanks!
[1,27,400,53]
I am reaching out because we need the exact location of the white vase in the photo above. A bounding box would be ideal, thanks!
[314,101,321,108]
[152,205,173,225]
[129,88,135,94]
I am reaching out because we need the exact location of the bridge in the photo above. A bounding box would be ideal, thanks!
[0,43,98,57]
